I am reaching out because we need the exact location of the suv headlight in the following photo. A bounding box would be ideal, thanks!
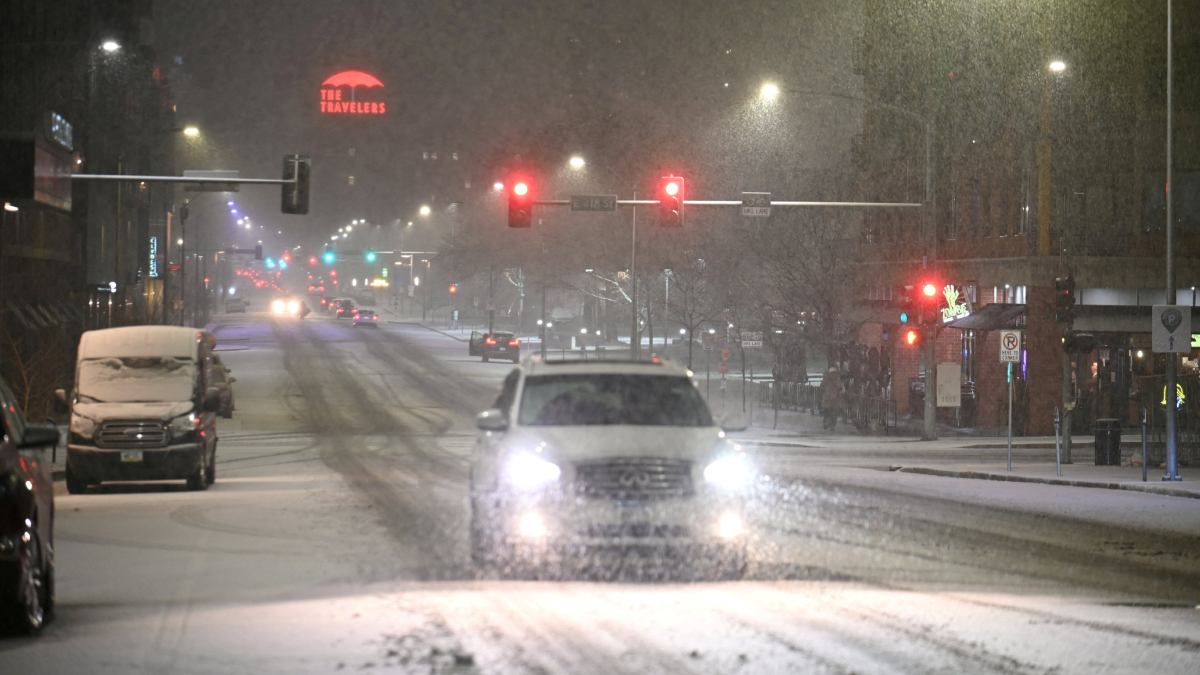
[169,413,199,441]
[703,452,753,490]
[69,413,98,440]
[502,451,561,491]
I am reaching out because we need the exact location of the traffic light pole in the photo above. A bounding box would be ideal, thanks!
[924,325,936,440]
[629,193,639,359]
[1165,0,1180,481]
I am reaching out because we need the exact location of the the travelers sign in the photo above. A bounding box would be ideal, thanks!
[939,284,971,324]
[319,70,387,116]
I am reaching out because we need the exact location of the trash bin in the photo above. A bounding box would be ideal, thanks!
[1093,418,1121,466]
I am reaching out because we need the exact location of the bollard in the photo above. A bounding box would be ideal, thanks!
[1141,406,1149,483]
[1054,407,1062,478]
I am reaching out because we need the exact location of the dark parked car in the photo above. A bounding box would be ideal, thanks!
[334,299,356,318]
[482,332,520,363]
[209,355,236,419]
[0,377,58,634]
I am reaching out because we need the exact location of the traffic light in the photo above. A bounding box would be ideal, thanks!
[448,283,458,296]
[365,249,377,263]
[903,328,921,348]
[254,244,263,261]
[308,256,318,266]
[322,248,335,265]
[264,257,276,269]
[897,288,915,325]
[657,175,685,227]
[281,154,311,215]
[507,177,533,228]
[1054,275,1076,323]
[917,278,941,324]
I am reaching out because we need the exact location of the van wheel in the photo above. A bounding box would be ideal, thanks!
[65,466,87,495]
[186,458,209,491]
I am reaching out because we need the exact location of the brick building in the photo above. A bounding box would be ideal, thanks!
[850,1,1200,435]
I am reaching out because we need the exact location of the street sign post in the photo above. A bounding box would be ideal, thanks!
[999,329,1022,471]
[569,194,618,212]
[741,192,771,217]
[1152,305,1191,353]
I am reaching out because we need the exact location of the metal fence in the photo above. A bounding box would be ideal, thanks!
[755,380,898,434]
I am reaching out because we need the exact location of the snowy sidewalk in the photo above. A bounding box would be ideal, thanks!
[891,461,1200,499]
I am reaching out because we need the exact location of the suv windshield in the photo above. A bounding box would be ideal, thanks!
[518,374,713,427]
[77,357,196,403]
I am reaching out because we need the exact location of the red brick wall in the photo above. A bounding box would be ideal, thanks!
[1025,286,1065,434]
[975,330,1007,428]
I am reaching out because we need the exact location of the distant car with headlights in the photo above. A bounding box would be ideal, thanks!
[58,326,220,494]
[470,358,751,580]
[481,332,520,363]
[270,297,309,318]
[0,376,58,634]
[352,308,379,326]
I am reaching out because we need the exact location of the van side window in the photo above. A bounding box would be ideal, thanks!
[493,371,520,417]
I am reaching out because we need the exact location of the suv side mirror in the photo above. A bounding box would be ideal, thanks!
[475,409,508,432]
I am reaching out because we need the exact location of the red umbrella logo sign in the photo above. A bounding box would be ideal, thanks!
[320,70,386,115]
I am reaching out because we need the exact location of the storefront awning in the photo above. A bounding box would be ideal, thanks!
[944,303,1026,330]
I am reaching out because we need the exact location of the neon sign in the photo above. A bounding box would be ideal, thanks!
[148,236,159,278]
[939,284,972,324]
[319,70,386,115]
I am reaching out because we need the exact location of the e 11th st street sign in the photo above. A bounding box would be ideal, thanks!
[999,330,1022,363]
[570,194,617,212]
[741,192,771,217]
[1152,305,1191,353]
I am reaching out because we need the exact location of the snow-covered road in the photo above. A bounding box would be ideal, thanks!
[4,314,1197,673]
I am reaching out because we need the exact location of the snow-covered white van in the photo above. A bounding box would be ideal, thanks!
[58,326,220,493]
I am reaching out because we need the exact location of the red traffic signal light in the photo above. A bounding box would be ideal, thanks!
[904,328,921,347]
[658,175,685,227]
[508,177,533,228]
[308,256,318,266]
[921,282,938,300]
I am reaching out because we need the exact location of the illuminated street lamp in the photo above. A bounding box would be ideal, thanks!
[419,204,432,217]
[100,40,121,53]
[182,126,200,138]
[1048,59,1067,73]
[759,81,781,102]
[568,155,586,170]
[492,181,504,192]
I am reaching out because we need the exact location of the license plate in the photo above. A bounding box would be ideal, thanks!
[120,450,143,463]
[498,347,507,351]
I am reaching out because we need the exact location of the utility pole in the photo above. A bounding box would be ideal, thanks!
[629,192,639,359]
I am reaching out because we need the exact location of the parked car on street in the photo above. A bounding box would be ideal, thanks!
[225,297,248,313]
[59,326,220,493]
[209,355,236,418]
[0,377,59,634]
[470,358,751,580]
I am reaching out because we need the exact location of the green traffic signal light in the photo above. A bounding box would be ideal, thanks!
[322,250,335,264]
[365,250,377,263]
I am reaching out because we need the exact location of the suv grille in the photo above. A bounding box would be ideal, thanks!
[574,457,694,500]
[97,420,168,449]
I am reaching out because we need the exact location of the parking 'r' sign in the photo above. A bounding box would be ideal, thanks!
[999,330,1021,363]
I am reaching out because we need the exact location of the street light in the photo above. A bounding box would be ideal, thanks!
[182,126,200,138]
[419,204,432,217]
[492,181,504,192]
[759,81,781,102]
[1048,59,1067,73]
[100,40,121,53]
[568,155,586,170]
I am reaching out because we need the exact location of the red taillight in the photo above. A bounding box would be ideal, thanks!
[508,338,519,346]
[373,316,378,320]
[485,337,497,345]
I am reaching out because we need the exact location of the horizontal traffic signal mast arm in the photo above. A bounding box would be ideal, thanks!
[71,174,294,184]
[531,198,922,208]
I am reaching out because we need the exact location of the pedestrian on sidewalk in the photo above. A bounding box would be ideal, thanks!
[820,367,843,432]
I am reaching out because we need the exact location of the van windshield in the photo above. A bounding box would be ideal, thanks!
[77,357,196,403]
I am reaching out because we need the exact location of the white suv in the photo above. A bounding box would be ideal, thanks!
[470,358,752,580]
